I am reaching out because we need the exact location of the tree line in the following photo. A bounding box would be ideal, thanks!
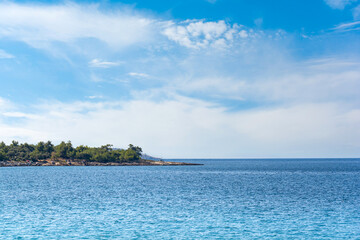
[0,141,143,163]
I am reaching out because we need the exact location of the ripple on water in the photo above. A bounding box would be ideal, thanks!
[1,159,360,239]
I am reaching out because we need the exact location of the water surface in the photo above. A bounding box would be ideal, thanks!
[1,159,360,239]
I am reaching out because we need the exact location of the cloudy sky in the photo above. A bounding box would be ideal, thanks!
[0,0,359,158]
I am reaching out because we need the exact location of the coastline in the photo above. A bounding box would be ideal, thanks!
[0,159,202,167]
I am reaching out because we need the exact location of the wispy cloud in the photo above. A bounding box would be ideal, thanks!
[89,59,122,68]
[0,97,14,110]
[128,72,150,78]
[0,49,14,59]
[87,95,103,100]
[90,74,105,82]
[324,0,358,9]
[166,56,360,104]
[333,20,360,31]
[2,112,39,119]
[0,2,158,49]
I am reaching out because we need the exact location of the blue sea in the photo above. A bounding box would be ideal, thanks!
[1,159,360,239]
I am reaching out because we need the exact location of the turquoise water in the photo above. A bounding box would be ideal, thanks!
[1,159,360,239]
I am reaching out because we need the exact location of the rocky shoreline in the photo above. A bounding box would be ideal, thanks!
[0,159,202,167]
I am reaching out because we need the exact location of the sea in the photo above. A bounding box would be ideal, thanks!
[1,159,360,239]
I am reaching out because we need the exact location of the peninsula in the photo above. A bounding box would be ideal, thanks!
[0,141,200,167]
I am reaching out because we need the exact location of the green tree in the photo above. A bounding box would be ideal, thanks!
[122,145,142,162]
[0,140,145,164]
[75,145,92,160]
[44,141,54,155]
[0,141,7,153]
[0,150,7,161]
[129,144,142,156]
[54,141,74,159]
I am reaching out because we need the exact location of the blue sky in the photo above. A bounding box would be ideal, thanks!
[0,0,359,158]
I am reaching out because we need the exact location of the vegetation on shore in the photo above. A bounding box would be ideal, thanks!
[0,141,143,164]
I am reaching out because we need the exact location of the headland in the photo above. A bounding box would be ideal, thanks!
[0,141,201,167]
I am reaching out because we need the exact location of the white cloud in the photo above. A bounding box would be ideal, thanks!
[163,20,250,49]
[0,2,157,49]
[324,0,358,9]
[239,30,248,38]
[172,76,246,100]
[89,59,122,68]
[0,125,45,143]
[247,58,360,103]
[0,49,14,59]
[0,2,268,54]
[0,98,359,158]
[1,53,360,158]
[128,72,150,78]
[164,53,360,105]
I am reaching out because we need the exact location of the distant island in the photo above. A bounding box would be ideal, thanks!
[0,141,200,167]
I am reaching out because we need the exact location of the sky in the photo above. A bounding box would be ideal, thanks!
[0,0,359,158]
